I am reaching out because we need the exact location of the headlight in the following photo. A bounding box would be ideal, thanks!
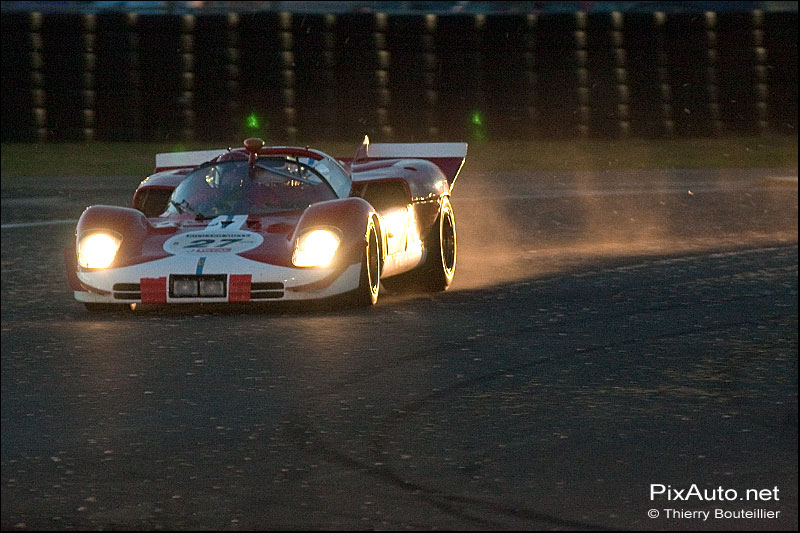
[382,208,408,239]
[77,232,122,269]
[292,229,340,267]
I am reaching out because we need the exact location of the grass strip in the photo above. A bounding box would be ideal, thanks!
[2,136,796,179]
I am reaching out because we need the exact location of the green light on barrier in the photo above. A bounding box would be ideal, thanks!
[471,110,484,127]
[469,109,487,142]
[247,113,260,129]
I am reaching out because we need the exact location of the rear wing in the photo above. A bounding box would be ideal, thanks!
[155,149,227,172]
[343,136,468,188]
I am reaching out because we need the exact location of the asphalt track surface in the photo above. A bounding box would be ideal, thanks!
[2,167,797,530]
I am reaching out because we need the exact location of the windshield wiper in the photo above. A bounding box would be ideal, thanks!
[259,166,318,186]
[169,199,189,214]
[170,199,210,220]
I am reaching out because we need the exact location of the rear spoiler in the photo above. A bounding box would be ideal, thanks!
[154,146,327,173]
[154,149,228,173]
[342,136,468,188]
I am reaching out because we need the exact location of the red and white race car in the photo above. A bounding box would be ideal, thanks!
[65,136,467,310]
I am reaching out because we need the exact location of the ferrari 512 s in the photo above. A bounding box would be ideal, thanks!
[65,136,467,310]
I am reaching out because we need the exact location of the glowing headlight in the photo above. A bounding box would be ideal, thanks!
[292,229,340,267]
[382,208,408,239]
[77,232,122,269]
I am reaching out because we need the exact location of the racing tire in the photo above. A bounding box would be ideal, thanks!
[346,217,381,307]
[418,196,457,292]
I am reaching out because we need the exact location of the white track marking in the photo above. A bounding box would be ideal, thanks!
[1,219,77,229]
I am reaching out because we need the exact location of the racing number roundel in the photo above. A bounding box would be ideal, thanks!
[163,231,264,255]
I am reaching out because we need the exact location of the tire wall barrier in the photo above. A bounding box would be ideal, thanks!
[1,11,796,142]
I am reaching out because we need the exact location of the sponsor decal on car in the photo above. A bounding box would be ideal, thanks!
[163,231,264,255]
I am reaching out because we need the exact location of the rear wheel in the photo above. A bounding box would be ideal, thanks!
[347,218,381,307]
[419,196,457,291]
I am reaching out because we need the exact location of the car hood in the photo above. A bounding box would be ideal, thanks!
[122,212,303,268]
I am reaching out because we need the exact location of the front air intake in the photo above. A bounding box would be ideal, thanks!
[113,283,141,300]
[251,282,284,300]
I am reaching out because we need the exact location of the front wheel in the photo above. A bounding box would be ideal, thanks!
[347,217,381,307]
[419,196,456,291]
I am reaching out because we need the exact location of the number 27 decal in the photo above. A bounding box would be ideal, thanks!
[184,238,243,248]
[164,232,263,254]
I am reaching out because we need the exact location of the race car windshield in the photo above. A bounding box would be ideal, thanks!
[165,158,339,217]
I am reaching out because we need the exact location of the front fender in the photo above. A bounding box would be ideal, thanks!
[75,205,153,269]
[292,198,378,267]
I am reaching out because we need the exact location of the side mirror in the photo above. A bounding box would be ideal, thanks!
[349,134,370,171]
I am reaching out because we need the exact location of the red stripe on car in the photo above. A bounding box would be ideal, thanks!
[141,277,167,303]
[229,274,251,302]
